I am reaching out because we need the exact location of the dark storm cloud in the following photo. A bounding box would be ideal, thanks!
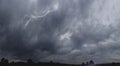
[0,0,120,64]
[0,0,67,60]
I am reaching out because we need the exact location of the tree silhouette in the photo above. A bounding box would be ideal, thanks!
[27,59,34,63]
[1,58,9,64]
[0,57,119,66]
[89,60,94,65]
[82,62,85,66]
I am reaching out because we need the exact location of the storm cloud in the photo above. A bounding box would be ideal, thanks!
[0,0,120,64]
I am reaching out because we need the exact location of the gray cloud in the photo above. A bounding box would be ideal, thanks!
[0,0,120,64]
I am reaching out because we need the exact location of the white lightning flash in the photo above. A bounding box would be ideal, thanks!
[24,10,50,28]
[24,1,59,28]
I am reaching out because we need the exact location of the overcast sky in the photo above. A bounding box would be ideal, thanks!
[0,0,120,64]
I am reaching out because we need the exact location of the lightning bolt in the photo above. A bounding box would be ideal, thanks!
[24,1,59,28]
[24,10,50,28]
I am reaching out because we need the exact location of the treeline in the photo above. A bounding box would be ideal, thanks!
[0,57,95,66]
[0,57,119,66]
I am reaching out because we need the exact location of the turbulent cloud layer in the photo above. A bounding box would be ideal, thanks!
[0,0,120,64]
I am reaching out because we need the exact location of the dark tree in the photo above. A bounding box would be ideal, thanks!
[1,58,9,64]
[86,61,89,65]
[1,58,5,63]
[82,62,85,66]
[4,59,8,64]
[89,60,94,65]
[27,59,34,63]
[50,61,54,63]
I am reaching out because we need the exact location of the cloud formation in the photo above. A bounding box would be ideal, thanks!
[0,0,120,64]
